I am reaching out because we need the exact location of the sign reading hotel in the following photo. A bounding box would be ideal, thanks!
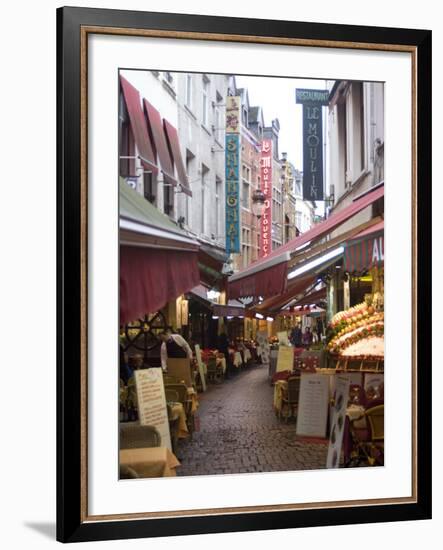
[260,139,273,257]
[134,368,172,450]
[296,89,329,201]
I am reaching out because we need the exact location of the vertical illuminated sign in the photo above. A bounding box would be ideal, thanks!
[296,88,329,201]
[225,96,241,254]
[225,133,240,253]
[260,139,273,258]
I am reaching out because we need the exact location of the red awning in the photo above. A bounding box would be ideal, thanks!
[163,119,192,196]
[143,99,177,186]
[120,246,199,324]
[228,183,384,299]
[255,274,316,314]
[343,220,384,273]
[229,260,289,300]
[120,76,158,174]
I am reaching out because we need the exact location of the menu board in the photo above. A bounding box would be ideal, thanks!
[296,373,330,438]
[326,374,351,468]
[276,345,294,372]
[134,368,171,450]
[256,331,270,364]
[194,344,207,392]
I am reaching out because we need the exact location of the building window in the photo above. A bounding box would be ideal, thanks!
[242,107,248,127]
[185,74,193,109]
[242,228,251,268]
[185,150,195,227]
[242,165,251,208]
[201,164,209,235]
[163,182,174,217]
[143,173,156,204]
[202,76,209,127]
[358,83,365,171]
[119,95,136,177]
[215,176,222,240]
[214,92,223,144]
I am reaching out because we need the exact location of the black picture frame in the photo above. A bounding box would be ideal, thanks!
[57,6,432,543]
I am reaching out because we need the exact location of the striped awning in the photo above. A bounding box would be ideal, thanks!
[343,221,384,273]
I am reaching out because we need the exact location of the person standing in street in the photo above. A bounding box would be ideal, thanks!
[302,326,313,349]
[290,323,302,347]
[159,329,193,371]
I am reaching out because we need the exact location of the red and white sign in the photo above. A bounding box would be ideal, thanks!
[260,139,273,257]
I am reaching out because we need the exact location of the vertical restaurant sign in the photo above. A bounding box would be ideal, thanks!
[296,89,329,201]
[260,139,273,257]
[225,133,240,253]
[226,96,241,133]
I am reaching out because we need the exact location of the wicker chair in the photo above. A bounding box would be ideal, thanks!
[120,422,161,449]
[165,388,179,403]
[348,404,384,466]
[163,373,180,385]
[206,357,223,384]
[281,375,301,422]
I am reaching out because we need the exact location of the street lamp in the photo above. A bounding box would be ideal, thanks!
[251,189,266,218]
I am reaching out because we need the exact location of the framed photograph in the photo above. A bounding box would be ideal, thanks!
[57,6,431,543]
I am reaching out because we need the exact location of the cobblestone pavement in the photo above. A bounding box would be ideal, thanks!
[177,364,327,476]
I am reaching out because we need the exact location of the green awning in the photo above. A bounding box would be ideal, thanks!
[119,177,189,239]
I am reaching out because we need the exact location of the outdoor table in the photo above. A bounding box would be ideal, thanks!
[120,447,180,478]
[243,348,252,363]
[169,402,189,438]
[233,351,243,368]
[187,386,199,413]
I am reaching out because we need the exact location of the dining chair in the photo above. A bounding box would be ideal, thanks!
[120,422,161,449]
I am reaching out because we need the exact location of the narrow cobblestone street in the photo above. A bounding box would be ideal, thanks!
[177,364,328,476]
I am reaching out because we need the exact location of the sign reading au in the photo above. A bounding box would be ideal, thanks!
[296,88,329,201]
[260,139,273,257]
[225,133,240,253]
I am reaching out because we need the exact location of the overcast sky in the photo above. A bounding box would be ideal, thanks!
[235,75,328,170]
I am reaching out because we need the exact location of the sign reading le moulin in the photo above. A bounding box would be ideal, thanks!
[296,89,329,202]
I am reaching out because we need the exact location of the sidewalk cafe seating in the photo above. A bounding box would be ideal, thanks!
[206,356,223,384]
[347,404,384,466]
[165,388,180,455]
[120,422,161,449]
[280,374,301,422]
[164,382,196,436]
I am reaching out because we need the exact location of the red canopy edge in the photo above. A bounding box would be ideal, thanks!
[294,287,327,307]
[163,119,192,196]
[228,260,288,300]
[119,76,158,174]
[143,98,177,186]
[228,184,384,299]
[120,246,199,325]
